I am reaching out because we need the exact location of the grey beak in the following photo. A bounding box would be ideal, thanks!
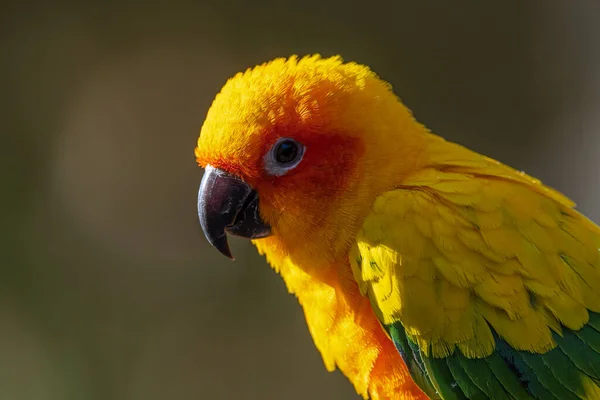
[197,165,271,259]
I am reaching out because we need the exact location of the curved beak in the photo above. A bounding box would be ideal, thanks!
[197,165,272,260]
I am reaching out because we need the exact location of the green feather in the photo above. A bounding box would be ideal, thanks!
[420,353,468,400]
[587,312,600,333]
[456,355,510,399]
[384,313,600,399]
[573,325,600,354]
[539,349,586,397]
[386,323,440,398]
[484,353,533,399]
[445,356,487,399]
[518,350,579,400]
[496,340,562,400]
[555,330,600,379]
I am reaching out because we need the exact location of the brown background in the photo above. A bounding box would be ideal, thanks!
[2,1,600,399]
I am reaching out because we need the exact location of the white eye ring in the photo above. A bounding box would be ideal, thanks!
[264,137,305,176]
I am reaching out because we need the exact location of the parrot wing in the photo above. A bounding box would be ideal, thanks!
[351,161,600,399]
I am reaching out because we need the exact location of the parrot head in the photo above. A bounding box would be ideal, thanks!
[195,55,427,266]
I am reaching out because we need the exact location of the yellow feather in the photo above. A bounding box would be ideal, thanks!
[431,178,482,195]
[473,274,530,320]
[438,191,483,208]
[578,376,600,400]
[413,214,433,238]
[562,216,600,260]
[476,300,555,353]
[436,204,473,228]
[456,314,495,358]
[581,286,600,313]
[357,243,384,282]
[539,305,563,334]
[456,228,507,264]
[545,291,589,330]
[438,275,471,310]
[389,223,429,260]
[400,277,445,338]
[355,136,600,360]
[412,257,437,284]
[432,256,484,288]
[523,278,559,297]
[517,222,556,253]
[443,308,476,343]
[473,209,505,229]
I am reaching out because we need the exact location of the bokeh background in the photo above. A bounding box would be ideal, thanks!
[3,1,600,399]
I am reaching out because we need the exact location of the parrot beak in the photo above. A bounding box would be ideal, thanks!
[197,165,272,260]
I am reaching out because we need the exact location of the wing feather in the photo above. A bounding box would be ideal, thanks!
[353,157,600,399]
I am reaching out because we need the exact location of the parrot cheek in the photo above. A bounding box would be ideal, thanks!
[197,165,272,260]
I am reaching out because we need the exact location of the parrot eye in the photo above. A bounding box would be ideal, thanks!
[275,140,299,164]
[264,138,305,176]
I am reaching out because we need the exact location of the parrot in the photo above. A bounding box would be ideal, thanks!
[194,55,600,400]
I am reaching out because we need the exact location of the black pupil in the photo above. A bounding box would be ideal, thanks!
[275,140,299,165]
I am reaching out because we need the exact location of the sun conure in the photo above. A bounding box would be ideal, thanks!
[194,55,600,400]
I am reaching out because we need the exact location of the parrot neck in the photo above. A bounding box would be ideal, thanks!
[252,221,428,399]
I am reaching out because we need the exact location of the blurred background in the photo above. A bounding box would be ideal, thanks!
[2,0,600,399]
